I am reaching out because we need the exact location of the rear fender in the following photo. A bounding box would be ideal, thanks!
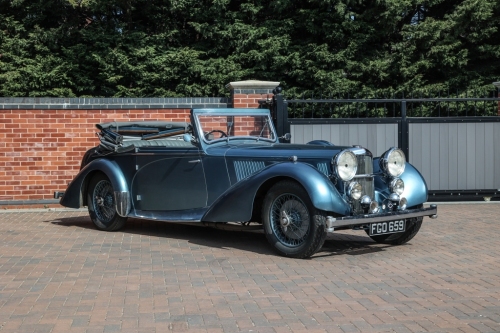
[60,159,129,214]
[202,162,350,222]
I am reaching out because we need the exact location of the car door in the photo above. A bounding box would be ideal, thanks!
[131,146,207,211]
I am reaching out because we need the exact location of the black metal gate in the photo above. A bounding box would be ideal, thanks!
[268,88,500,201]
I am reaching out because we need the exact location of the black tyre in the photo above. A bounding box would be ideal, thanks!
[262,180,327,258]
[87,173,127,231]
[366,216,423,245]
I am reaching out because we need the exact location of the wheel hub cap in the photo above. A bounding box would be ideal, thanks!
[281,211,291,231]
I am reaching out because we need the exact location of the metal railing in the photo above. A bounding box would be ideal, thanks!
[283,92,500,119]
[269,88,500,201]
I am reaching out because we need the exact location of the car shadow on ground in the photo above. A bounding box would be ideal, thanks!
[48,215,391,258]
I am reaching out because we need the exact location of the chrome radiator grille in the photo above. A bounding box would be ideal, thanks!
[353,155,374,214]
[357,155,373,175]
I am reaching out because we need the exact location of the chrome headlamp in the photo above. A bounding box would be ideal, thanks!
[399,197,408,210]
[369,201,380,214]
[347,182,363,200]
[380,148,406,177]
[390,178,405,195]
[333,150,357,181]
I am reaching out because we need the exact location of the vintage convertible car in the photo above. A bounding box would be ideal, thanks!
[55,108,437,258]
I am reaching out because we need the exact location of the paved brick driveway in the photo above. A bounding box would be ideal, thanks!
[0,203,499,333]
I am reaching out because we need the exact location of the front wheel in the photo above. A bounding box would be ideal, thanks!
[262,180,327,258]
[87,173,127,231]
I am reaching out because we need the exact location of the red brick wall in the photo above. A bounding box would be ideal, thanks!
[233,93,272,108]
[0,85,276,208]
[0,109,190,208]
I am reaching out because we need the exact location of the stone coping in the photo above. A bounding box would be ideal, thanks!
[0,97,230,110]
[226,80,280,90]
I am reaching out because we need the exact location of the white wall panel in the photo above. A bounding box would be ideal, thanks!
[409,122,500,191]
[292,121,500,192]
[290,124,398,156]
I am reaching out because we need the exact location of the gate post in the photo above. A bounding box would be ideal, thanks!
[225,80,280,108]
[271,87,288,138]
[400,101,410,162]
[494,82,500,116]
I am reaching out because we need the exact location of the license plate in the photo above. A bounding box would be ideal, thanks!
[369,220,406,236]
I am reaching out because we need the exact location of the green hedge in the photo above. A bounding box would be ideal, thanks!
[1,0,499,97]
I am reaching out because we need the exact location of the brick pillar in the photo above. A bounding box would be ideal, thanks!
[494,82,500,116]
[226,80,280,108]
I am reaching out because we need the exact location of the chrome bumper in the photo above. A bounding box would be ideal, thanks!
[326,204,437,231]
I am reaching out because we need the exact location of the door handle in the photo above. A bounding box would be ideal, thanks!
[188,159,201,163]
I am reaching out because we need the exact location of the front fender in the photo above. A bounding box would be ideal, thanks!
[373,158,428,207]
[60,159,129,209]
[400,163,428,206]
[202,162,350,222]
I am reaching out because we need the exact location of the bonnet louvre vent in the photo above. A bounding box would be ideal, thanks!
[317,162,329,176]
[234,161,265,181]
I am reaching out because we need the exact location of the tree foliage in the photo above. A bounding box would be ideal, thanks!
[0,0,499,97]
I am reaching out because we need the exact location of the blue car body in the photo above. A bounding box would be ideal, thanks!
[56,108,437,258]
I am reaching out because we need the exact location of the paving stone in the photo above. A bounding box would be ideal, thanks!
[0,204,499,332]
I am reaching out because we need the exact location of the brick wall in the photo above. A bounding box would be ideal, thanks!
[0,80,279,208]
[0,108,191,208]
[228,80,279,109]
[233,93,272,108]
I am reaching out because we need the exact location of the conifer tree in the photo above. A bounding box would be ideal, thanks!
[0,0,498,97]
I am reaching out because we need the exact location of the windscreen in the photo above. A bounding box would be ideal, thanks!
[196,114,276,142]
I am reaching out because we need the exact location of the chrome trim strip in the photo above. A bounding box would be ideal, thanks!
[129,207,206,222]
[331,205,437,228]
[114,191,131,217]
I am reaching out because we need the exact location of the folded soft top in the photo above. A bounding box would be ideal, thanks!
[96,121,190,131]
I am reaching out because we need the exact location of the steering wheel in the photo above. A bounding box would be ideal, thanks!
[205,129,228,140]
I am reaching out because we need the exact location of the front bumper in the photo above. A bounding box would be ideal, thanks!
[326,204,437,231]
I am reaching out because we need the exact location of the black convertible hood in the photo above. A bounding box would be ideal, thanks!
[97,121,189,131]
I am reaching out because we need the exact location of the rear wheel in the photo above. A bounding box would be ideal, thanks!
[262,180,326,258]
[87,174,127,231]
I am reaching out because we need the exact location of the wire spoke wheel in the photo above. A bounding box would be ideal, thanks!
[87,173,127,231]
[263,180,327,258]
[92,180,115,225]
[270,194,310,247]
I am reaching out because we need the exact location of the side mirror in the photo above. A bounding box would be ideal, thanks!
[280,133,291,141]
